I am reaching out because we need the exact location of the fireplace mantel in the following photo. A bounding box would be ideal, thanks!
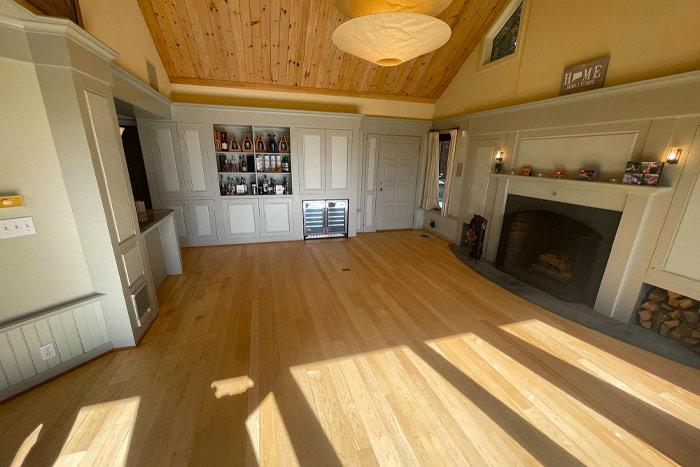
[485,173,673,323]
[490,174,671,195]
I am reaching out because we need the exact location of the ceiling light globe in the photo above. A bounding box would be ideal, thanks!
[332,12,451,67]
[333,0,452,18]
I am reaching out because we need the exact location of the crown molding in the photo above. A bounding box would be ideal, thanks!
[433,70,700,125]
[112,63,171,106]
[170,102,366,119]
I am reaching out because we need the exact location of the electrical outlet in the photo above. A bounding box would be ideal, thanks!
[0,217,36,239]
[40,343,56,360]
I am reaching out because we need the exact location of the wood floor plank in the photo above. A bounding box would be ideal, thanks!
[0,231,698,466]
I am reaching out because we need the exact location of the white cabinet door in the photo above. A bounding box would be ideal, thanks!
[326,129,352,193]
[221,199,260,240]
[147,122,185,198]
[260,199,293,237]
[299,128,326,194]
[188,199,217,242]
[664,166,700,281]
[177,123,212,197]
[162,200,189,242]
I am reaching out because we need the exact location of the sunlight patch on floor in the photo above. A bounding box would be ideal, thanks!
[423,332,681,465]
[500,318,700,428]
[246,392,299,467]
[54,396,140,466]
[10,424,42,467]
[211,376,254,399]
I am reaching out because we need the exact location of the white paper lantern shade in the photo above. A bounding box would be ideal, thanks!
[332,13,451,67]
[333,0,452,18]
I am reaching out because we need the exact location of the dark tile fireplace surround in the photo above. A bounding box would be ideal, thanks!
[495,195,622,308]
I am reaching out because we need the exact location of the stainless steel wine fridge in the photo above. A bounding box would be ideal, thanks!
[303,200,349,239]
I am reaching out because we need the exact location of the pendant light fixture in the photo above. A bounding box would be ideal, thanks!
[333,0,452,18]
[331,0,452,67]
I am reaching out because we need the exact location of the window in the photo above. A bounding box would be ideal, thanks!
[438,133,451,208]
[484,1,523,64]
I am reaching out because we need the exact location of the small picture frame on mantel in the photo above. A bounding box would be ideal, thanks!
[519,167,533,177]
[578,168,599,181]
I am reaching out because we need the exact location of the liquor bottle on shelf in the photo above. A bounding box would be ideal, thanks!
[281,155,288,172]
[279,135,289,153]
[282,176,288,194]
[262,175,269,194]
[251,178,257,195]
[268,134,278,153]
[243,133,253,151]
[220,175,226,195]
[264,154,271,172]
[256,134,266,152]
[222,157,232,172]
[221,137,228,151]
[270,178,276,194]
[258,177,263,195]
[232,157,239,173]
[256,155,263,172]
[275,155,281,171]
[239,155,247,172]
[230,135,240,152]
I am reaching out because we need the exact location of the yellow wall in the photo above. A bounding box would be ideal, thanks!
[434,0,700,119]
[170,84,436,120]
[79,0,171,96]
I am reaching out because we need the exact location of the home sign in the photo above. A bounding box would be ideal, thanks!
[560,56,609,95]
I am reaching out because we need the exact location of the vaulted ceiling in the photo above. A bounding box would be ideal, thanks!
[136,0,510,101]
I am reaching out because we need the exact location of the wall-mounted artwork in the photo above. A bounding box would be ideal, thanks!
[22,0,82,25]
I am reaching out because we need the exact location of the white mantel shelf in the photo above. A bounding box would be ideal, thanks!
[490,173,671,196]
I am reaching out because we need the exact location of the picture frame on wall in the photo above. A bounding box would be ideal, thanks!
[578,168,599,181]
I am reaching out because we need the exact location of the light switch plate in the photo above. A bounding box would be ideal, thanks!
[0,217,36,239]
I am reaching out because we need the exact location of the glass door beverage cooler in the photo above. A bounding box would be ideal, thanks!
[303,200,348,239]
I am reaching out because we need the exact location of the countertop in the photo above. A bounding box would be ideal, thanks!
[138,209,173,233]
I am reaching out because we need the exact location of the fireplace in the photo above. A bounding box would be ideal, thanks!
[495,195,622,307]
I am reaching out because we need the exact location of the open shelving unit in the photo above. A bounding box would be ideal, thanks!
[213,124,292,197]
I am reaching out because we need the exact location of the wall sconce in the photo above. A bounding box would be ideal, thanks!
[494,151,504,173]
[666,148,682,164]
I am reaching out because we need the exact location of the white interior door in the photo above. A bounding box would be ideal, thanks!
[376,136,420,230]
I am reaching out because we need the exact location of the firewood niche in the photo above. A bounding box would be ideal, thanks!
[638,288,700,353]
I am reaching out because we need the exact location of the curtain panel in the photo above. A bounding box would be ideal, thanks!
[421,131,440,211]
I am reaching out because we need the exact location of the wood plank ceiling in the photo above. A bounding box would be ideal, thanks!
[136,0,511,101]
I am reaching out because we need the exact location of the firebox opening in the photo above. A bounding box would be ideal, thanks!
[496,195,622,308]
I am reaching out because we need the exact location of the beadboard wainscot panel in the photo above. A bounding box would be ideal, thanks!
[0,294,112,401]
[422,209,461,242]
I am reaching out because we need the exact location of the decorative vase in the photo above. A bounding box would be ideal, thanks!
[256,134,266,152]
[242,133,253,151]
[268,134,278,153]
[279,135,289,153]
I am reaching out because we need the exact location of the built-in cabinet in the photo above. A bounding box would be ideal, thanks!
[298,128,352,195]
[648,125,700,299]
[188,199,217,242]
[142,122,213,199]
[138,110,360,246]
[220,198,293,240]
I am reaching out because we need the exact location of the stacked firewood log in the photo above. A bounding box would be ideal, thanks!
[638,288,700,353]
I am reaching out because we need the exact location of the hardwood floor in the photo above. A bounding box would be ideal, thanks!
[1,230,699,466]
